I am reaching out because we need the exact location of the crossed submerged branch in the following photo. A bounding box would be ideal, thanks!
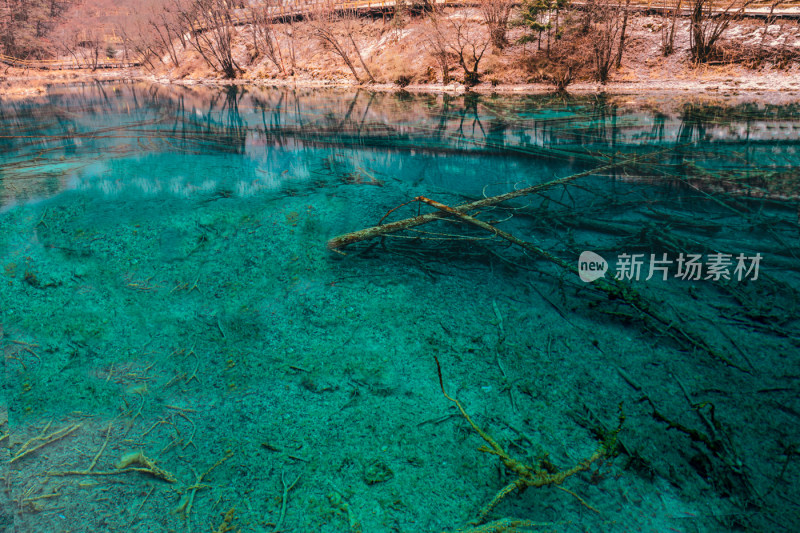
[435,356,624,524]
[327,160,748,372]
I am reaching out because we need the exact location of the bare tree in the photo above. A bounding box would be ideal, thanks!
[660,0,683,56]
[308,1,375,84]
[147,2,185,67]
[82,29,104,69]
[250,1,286,74]
[425,7,489,87]
[117,10,162,70]
[450,10,490,86]
[689,0,756,62]
[614,0,631,67]
[422,5,453,83]
[284,18,298,74]
[53,2,109,71]
[1,0,74,59]
[177,0,240,78]
[591,0,631,83]
[479,0,514,50]
[123,0,191,70]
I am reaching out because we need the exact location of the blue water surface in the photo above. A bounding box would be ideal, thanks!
[1,83,798,532]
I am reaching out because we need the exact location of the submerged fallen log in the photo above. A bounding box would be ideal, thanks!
[413,196,748,372]
[327,149,670,251]
[329,185,749,371]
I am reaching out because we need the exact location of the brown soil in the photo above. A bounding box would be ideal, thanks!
[2,12,800,96]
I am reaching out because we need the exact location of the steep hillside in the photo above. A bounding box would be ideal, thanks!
[148,9,800,92]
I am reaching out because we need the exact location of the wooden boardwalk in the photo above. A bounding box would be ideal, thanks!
[0,53,140,70]
[1,0,798,71]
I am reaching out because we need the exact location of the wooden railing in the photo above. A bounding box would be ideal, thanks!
[635,0,800,10]
[0,52,140,70]
[1,0,798,71]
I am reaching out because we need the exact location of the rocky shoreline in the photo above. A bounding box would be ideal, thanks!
[3,68,800,100]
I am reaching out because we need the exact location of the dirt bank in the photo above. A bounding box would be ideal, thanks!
[2,11,800,97]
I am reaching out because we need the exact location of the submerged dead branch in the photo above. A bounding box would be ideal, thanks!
[329,149,751,372]
[9,421,82,464]
[414,196,747,371]
[436,356,624,524]
[328,148,675,251]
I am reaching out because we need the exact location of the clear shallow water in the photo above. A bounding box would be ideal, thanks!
[1,83,799,532]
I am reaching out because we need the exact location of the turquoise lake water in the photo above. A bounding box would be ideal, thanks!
[1,83,799,532]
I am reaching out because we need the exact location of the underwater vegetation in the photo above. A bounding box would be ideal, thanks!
[0,83,799,532]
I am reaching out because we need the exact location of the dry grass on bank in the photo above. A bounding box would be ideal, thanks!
[146,10,800,91]
[3,10,800,94]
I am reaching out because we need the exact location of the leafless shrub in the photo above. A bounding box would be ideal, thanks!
[760,0,784,51]
[479,0,514,50]
[250,1,287,75]
[661,0,683,56]
[395,73,413,87]
[689,0,756,63]
[712,40,800,68]
[375,45,417,85]
[176,0,240,78]
[308,1,375,83]
[424,7,489,87]
[523,29,593,90]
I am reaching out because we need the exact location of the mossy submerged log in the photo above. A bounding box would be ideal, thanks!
[326,150,672,251]
[328,154,750,372]
[414,196,748,372]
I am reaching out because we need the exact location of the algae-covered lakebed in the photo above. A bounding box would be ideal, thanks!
[1,83,799,532]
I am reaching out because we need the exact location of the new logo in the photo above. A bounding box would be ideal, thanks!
[578,251,608,282]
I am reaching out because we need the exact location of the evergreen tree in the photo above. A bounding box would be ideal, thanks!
[516,0,569,55]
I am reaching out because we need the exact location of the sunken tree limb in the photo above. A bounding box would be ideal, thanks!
[327,150,669,251]
[415,195,748,373]
[327,143,747,371]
